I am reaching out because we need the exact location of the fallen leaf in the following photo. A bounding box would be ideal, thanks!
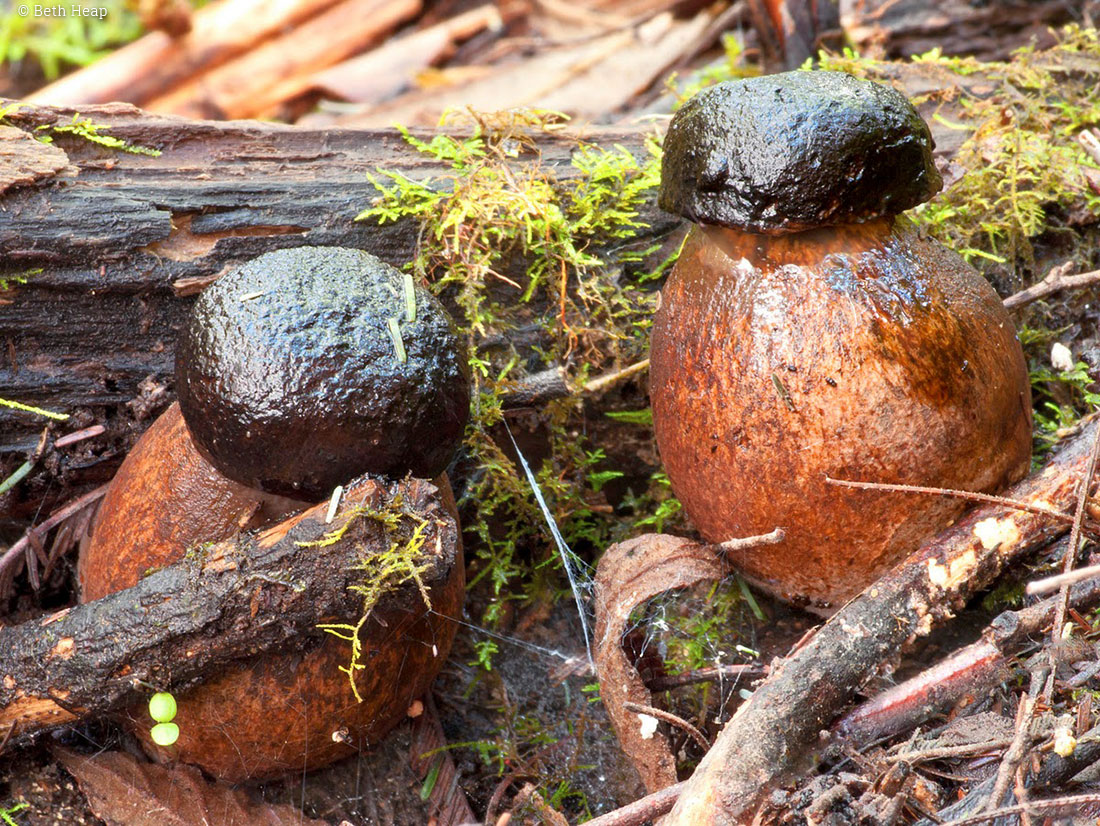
[54,747,328,826]
[593,533,730,793]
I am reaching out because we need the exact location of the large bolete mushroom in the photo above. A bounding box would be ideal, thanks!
[650,71,1032,606]
[80,246,470,781]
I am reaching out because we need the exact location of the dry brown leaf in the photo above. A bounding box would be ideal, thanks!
[409,694,478,826]
[54,747,328,826]
[593,533,729,793]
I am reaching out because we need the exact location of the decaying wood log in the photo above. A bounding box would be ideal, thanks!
[660,417,1098,825]
[0,73,995,457]
[0,474,459,747]
[0,100,676,456]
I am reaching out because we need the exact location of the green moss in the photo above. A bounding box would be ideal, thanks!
[311,496,437,702]
[36,113,161,156]
[0,1,142,81]
[358,109,682,632]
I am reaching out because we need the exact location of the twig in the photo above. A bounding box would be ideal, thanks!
[986,668,1046,813]
[718,527,784,553]
[1026,561,1100,595]
[825,476,1100,534]
[1002,261,1100,311]
[622,701,710,752]
[647,663,767,692]
[940,792,1100,825]
[580,782,686,826]
[582,359,650,395]
[0,484,108,578]
[837,570,1100,744]
[915,721,1100,825]
[1049,421,1100,654]
[53,424,106,448]
[886,739,1016,764]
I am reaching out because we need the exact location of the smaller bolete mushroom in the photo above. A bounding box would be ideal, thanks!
[650,71,1033,606]
[80,246,470,781]
[177,245,470,500]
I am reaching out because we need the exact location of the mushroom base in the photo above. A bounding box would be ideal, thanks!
[80,404,465,781]
[649,218,1032,606]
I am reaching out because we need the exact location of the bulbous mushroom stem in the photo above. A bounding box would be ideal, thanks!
[81,246,472,781]
[651,70,1033,605]
[651,158,1031,605]
[80,403,465,781]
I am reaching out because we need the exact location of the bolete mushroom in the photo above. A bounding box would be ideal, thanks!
[649,71,1032,606]
[80,246,470,781]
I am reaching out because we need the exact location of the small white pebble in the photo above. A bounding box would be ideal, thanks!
[1052,342,1075,372]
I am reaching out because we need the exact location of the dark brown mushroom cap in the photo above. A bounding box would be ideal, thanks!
[176,246,470,500]
[659,71,943,233]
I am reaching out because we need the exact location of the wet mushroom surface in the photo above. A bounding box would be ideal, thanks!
[650,71,1033,606]
[79,246,470,781]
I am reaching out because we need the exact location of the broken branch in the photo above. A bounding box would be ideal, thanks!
[663,418,1098,825]
[0,476,458,747]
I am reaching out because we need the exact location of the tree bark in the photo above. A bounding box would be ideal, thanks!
[0,475,459,746]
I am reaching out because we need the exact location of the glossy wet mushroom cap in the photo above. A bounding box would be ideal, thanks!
[176,246,470,500]
[659,71,944,233]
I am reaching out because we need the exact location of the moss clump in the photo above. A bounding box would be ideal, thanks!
[358,109,684,631]
[309,495,439,702]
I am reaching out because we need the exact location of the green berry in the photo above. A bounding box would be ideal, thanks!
[148,692,177,723]
[150,722,180,746]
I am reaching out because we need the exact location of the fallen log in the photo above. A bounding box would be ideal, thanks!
[647,417,1098,824]
[0,100,677,455]
[0,474,460,747]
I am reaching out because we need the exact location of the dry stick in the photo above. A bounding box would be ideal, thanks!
[915,721,1100,826]
[0,485,108,578]
[1026,561,1100,594]
[1048,423,1100,656]
[52,424,106,448]
[825,477,1100,535]
[622,701,710,752]
[647,663,767,692]
[662,419,1097,826]
[580,782,686,826]
[939,792,1100,826]
[582,359,650,395]
[986,668,1047,813]
[885,739,1017,765]
[1002,262,1100,311]
[719,527,784,552]
[836,571,1100,743]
